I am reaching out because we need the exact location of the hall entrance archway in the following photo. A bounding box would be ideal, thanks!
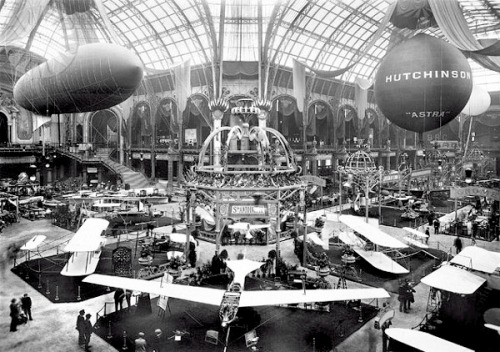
[0,113,9,144]
[89,110,122,150]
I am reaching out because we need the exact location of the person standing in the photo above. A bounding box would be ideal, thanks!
[114,288,125,313]
[427,211,435,226]
[425,227,430,244]
[125,289,132,311]
[433,218,440,234]
[454,236,463,254]
[76,309,86,347]
[397,281,407,313]
[405,280,416,311]
[21,293,32,321]
[83,313,93,351]
[135,331,147,352]
[9,298,21,332]
[151,329,165,352]
[472,221,478,239]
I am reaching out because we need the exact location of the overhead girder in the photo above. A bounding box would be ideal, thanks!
[263,0,285,98]
[24,1,52,55]
[171,0,212,66]
[267,1,313,97]
[200,0,219,98]
[113,2,175,64]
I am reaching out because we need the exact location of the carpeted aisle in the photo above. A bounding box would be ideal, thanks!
[324,246,446,294]
[11,237,173,303]
[94,293,378,352]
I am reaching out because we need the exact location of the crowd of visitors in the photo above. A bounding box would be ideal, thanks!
[9,293,32,332]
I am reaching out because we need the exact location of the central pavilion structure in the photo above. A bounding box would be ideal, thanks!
[186,98,306,256]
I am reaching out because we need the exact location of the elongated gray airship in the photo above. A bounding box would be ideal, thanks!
[14,43,143,116]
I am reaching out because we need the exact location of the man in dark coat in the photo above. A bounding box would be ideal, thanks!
[76,309,85,347]
[125,290,132,310]
[454,236,463,254]
[211,251,222,274]
[9,298,20,332]
[83,313,93,351]
[404,280,416,311]
[433,218,440,234]
[21,293,32,320]
[114,288,125,313]
[151,328,166,352]
[397,282,407,313]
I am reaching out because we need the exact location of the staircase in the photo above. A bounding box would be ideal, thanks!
[95,150,150,189]
[57,147,151,189]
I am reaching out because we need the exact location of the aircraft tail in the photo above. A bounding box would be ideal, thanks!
[226,259,263,288]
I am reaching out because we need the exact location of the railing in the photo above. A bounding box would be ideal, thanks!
[14,234,71,267]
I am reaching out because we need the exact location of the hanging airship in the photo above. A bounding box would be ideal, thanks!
[14,43,143,116]
[374,34,472,133]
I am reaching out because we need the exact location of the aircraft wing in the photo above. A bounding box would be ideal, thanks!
[21,235,46,251]
[385,328,473,352]
[83,274,226,306]
[238,288,389,307]
[402,227,428,238]
[340,215,408,249]
[65,218,109,252]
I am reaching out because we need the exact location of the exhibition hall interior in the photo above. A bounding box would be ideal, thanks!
[2,0,500,351]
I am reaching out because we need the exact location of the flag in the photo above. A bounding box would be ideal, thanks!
[32,114,51,132]
[293,59,306,113]
[174,60,191,126]
[355,77,371,120]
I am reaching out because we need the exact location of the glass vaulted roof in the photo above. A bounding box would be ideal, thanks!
[0,0,500,91]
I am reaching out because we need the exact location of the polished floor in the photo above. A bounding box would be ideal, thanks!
[1,203,498,352]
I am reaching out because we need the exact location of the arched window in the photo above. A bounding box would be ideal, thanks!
[90,110,120,148]
[131,102,151,147]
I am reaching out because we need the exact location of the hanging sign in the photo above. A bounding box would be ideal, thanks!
[229,204,268,217]
[220,202,278,218]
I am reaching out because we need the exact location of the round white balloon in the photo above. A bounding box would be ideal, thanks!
[461,84,491,116]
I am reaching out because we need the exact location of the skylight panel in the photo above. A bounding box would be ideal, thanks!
[349,0,367,8]
[104,0,120,12]
[182,7,199,21]
[314,6,329,20]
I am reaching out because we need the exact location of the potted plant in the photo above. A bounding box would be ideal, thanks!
[138,246,153,266]
[314,216,325,233]
[317,252,330,277]
[167,256,182,278]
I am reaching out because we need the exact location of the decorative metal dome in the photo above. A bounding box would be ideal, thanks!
[344,150,376,173]
[463,146,485,163]
[194,99,299,176]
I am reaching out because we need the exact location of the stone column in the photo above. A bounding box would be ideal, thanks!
[311,155,318,176]
[241,123,250,150]
[212,110,223,168]
[82,169,88,186]
[167,156,174,194]
[258,109,268,129]
[46,167,53,185]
